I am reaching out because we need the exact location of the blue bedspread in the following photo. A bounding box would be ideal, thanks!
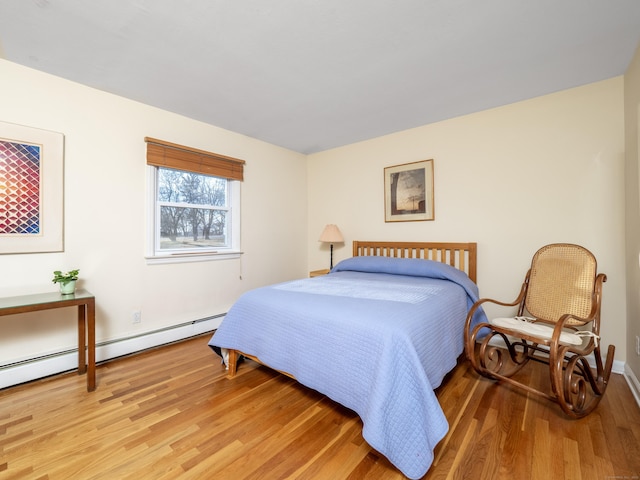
[209,256,484,479]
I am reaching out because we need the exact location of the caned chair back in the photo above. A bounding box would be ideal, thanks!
[524,244,597,326]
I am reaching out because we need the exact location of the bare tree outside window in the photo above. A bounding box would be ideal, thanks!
[157,167,229,251]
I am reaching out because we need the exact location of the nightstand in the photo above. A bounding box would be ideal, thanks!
[309,268,330,277]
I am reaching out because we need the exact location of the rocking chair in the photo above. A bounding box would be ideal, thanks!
[464,243,615,418]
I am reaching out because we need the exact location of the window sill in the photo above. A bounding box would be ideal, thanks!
[145,251,243,265]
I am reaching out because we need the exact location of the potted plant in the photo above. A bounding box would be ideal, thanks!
[52,269,79,295]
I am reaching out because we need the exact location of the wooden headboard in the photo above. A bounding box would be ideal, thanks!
[352,241,477,283]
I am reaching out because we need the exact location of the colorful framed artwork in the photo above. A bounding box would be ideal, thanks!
[0,121,64,254]
[384,159,434,222]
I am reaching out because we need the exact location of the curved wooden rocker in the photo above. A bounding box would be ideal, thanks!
[464,243,615,418]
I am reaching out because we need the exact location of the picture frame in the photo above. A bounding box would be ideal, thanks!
[384,159,434,222]
[0,121,65,254]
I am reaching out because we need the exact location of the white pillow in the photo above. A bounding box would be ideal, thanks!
[489,317,588,346]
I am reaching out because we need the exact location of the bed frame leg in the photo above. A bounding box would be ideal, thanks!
[227,349,238,378]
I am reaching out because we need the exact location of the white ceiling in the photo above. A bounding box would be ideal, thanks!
[1,1,639,154]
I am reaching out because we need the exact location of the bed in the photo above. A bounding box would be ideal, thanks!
[208,241,483,479]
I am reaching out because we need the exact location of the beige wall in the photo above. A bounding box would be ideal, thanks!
[624,42,640,381]
[0,59,308,364]
[308,78,627,362]
[0,57,634,380]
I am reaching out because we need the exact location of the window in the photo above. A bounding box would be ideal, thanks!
[156,167,233,251]
[145,137,244,263]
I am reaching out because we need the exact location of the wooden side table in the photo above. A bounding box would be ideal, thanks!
[0,289,96,391]
[309,269,330,277]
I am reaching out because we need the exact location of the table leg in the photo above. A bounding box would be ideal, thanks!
[78,305,87,375]
[87,299,96,391]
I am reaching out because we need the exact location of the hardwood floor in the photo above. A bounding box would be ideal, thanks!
[1,334,639,479]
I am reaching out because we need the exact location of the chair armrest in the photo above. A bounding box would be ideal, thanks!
[464,280,528,331]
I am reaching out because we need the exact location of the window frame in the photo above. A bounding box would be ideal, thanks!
[146,167,241,264]
[144,138,243,264]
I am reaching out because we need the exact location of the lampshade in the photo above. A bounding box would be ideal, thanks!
[319,224,344,243]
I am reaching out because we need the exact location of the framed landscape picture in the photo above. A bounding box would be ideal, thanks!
[0,121,64,254]
[384,159,434,222]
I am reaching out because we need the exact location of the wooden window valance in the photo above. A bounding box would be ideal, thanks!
[145,137,245,181]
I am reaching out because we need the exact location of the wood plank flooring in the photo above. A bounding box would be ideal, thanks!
[1,333,639,479]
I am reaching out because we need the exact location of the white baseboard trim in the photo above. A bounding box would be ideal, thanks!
[0,314,224,390]
[611,359,625,375]
[624,363,640,410]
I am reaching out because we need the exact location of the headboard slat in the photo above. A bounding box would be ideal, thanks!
[352,241,477,283]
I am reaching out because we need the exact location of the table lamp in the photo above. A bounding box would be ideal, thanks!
[319,224,344,270]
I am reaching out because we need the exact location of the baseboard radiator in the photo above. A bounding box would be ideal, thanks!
[0,314,225,390]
